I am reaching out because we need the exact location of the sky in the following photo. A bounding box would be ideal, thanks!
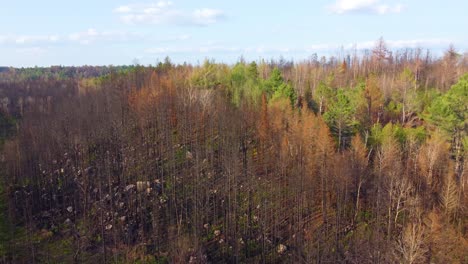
[1,0,467,67]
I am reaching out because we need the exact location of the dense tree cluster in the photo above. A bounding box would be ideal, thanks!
[0,42,467,263]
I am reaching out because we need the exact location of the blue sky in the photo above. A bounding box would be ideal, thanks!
[1,0,467,67]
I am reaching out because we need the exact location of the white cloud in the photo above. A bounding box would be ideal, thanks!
[114,5,132,13]
[68,28,143,45]
[0,29,190,48]
[15,47,47,56]
[386,39,451,49]
[145,38,455,56]
[305,43,337,52]
[144,45,319,55]
[0,34,60,45]
[159,34,191,42]
[305,38,453,52]
[114,1,225,26]
[145,45,298,54]
[346,39,452,50]
[329,0,403,15]
[192,8,225,25]
[145,45,241,54]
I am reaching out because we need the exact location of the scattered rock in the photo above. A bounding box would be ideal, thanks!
[125,184,135,192]
[136,181,150,192]
[277,244,287,254]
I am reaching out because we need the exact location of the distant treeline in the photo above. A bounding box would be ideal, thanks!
[0,65,141,82]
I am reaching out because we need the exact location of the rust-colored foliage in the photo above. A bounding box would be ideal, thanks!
[2,51,468,263]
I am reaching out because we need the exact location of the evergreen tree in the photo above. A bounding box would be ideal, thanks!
[323,89,358,150]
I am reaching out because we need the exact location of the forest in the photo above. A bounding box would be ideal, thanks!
[0,40,467,263]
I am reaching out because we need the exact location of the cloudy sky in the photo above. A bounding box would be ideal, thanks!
[1,0,467,67]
